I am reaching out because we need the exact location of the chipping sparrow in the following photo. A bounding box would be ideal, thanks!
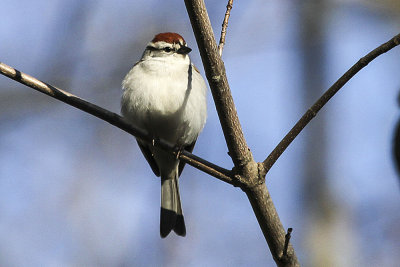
[121,32,207,238]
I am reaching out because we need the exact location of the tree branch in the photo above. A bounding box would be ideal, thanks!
[262,33,400,176]
[0,62,233,184]
[245,184,299,266]
[185,1,299,266]
[184,0,254,169]
[218,0,234,56]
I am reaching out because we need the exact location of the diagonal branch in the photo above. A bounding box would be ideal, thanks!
[185,1,299,266]
[262,33,400,176]
[0,62,233,184]
[184,0,254,169]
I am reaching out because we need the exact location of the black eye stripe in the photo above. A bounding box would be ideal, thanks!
[146,46,157,51]
[163,47,173,52]
[147,46,176,52]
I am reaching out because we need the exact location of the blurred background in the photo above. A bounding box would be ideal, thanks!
[1,0,399,266]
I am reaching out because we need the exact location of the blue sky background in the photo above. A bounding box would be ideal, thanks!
[0,0,399,266]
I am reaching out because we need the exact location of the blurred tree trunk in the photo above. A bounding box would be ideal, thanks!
[298,1,354,266]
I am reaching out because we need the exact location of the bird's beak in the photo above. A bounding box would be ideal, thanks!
[177,46,192,55]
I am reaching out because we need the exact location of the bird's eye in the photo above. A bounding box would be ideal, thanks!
[163,47,173,52]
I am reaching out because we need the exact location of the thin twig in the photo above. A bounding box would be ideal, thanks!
[0,62,233,184]
[262,33,400,176]
[282,228,293,257]
[218,0,234,56]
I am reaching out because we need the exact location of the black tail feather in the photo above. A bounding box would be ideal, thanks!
[173,214,186,236]
[160,176,186,238]
[160,208,177,238]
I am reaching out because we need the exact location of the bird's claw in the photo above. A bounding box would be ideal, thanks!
[174,146,183,160]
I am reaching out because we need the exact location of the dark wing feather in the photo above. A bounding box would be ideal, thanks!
[137,140,160,177]
[178,141,196,176]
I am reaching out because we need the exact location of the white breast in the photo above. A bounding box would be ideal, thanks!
[121,56,207,146]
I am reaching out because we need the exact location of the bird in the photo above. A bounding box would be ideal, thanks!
[121,32,207,238]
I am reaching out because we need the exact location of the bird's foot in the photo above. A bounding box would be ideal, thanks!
[174,146,184,160]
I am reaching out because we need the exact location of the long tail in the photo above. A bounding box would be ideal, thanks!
[160,170,186,238]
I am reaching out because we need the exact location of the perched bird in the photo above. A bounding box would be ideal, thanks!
[121,32,207,237]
